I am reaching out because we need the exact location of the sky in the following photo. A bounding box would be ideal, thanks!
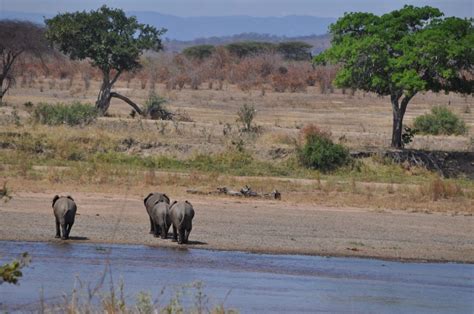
[0,0,472,18]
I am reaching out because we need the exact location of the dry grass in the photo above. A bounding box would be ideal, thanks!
[1,77,473,214]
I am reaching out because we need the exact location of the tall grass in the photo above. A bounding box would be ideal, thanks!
[33,102,98,126]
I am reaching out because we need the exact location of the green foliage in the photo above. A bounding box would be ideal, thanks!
[401,126,417,147]
[236,104,257,132]
[182,44,215,60]
[314,5,473,95]
[276,41,312,60]
[33,102,98,126]
[45,6,165,73]
[225,41,275,58]
[314,5,473,147]
[45,6,166,115]
[413,106,468,135]
[143,93,172,120]
[298,131,350,172]
[0,252,30,285]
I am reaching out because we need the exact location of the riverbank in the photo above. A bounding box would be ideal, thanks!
[1,191,473,263]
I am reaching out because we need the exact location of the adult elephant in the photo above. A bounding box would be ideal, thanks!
[144,192,170,234]
[169,200,195,244]
[150,201,171,239]
[52,195,77,240]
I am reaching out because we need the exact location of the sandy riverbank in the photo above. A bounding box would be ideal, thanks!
[0,191,473,263]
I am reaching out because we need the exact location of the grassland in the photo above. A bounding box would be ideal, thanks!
[1,77,473,214]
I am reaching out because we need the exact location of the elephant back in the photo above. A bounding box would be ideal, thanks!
[53,196,77,216]
[144,193,170,211]
[170,201,194,225]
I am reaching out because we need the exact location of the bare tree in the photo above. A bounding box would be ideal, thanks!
[0,20,49,102]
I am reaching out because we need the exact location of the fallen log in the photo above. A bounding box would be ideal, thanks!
[186,186,281,200]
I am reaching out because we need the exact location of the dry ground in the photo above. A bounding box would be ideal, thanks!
[1,190,473,263]
[2,77,473,152]
[1,78,473,263]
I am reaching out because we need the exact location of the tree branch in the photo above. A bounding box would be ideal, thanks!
[109,92,143,115]
[110,70,122,85]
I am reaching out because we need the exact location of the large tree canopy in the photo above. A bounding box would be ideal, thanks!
[0,20,48,102]
[314,5,473,148]
[45,5,166,115]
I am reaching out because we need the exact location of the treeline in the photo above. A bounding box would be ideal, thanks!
[3,20,338,97]
[182,41,313,60]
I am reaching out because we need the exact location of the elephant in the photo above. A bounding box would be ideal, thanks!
[52,195,77,240]
[169,200,195,244]
[144,192,170,234]
[149,201,171,239]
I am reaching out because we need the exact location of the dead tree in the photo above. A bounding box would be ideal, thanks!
[0,20,49,102]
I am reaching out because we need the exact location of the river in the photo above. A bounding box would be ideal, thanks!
[0,241,472,313]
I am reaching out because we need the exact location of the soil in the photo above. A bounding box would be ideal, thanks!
[1,191,472,263]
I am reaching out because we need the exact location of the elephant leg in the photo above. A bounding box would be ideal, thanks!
[61,224,68,240]
[178,227,185,244]
[153,223,161,238]
[184,229,191,243]
[160,224,167,239]
[55,219,61,238]
[149,216,155,234]
[172,225,178,242]
[66,222,74,238]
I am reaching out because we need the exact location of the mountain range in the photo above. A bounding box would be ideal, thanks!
[1,10,334,41]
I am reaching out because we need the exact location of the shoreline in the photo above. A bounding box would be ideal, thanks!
[1,238,473,264]
[1,191,473,264]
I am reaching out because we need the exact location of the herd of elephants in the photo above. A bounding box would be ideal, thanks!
[51,192,195,244]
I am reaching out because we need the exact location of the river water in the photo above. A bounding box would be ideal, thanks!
[0,241,472,313]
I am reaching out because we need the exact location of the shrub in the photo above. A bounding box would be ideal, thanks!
[143,93,173,120]
[236,104,257,132]
[33,102,98,126]
[413,106,467,135]
[182,45,215,60]
[297,124,349,171]
[0,252,30,285]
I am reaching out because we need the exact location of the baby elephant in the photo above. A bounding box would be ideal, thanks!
[52,195,77,240]
[169,200,195,244]
[144,193,170,234]
[150,201,171,239]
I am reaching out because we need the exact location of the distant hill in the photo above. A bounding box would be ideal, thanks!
[1,10,334,41]
[164,33,331,54]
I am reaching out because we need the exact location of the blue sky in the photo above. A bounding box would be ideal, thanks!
[0,0,472,17]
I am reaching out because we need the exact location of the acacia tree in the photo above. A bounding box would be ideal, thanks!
[314,6,473,148]
[0,20,48,102]
[45,6,166,115]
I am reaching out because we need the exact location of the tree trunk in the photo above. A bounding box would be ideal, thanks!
[391,107,404,148]
[96,78,112,115]
[390,93,413,148]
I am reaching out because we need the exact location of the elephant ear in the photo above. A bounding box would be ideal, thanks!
[52,195,60,207]
[67,195,74,202]
[162,194,170,204]
[144,193,153,206]
[170,200,178,208]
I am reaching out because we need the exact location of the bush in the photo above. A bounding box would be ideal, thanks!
[413,106,467,135]
[236,104,257,132]
[182,44,215,60]
[297,125,349,171]
[143,93,173,120]
[33,102,98,126]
